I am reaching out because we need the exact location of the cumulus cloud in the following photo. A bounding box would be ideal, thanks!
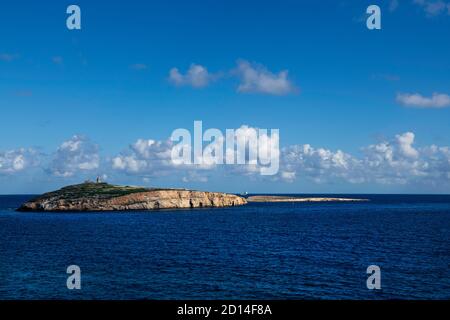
[280,144,362,184]
[278,132,450,187]
[181,171,209,183]
[111,124,280,180]
[112,137,215,182]
[105,129,450,189]
[396,132,419,158]
[0,148,39,174]
[396,92,450,108]
[112,139,174,175]
[2,130,450,191]
[234,60,297,95]
[361,133,426,184]
[168,60,298,95]
[49,135,100,177]
[225,125,280,176]
[169,64,215,88]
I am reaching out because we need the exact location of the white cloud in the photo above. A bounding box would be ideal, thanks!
[235,60,297,95]
[111,124,280,179]
[0,148,39,174]
[278,131,450,187]
[50,135,100,177]
[280,170,296,182]
[167,60,298,95]
[227,125,280,176]
[112,139,175,175]
[362,134,430,184]
[396,132,419,158]
[181,171,209,183]
[169,64,214,88]
[280,144,361,184]
[110,130,450,189]
[396,92,450,108]
[3,130,450,191]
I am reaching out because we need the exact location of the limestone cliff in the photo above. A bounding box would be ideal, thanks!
[17,182,247,212]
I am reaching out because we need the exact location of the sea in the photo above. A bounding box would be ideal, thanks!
[0,194,449,300]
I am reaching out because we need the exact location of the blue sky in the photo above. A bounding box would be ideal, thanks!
[1,0,450,194]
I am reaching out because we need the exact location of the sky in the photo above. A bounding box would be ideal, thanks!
[1,0,450,194]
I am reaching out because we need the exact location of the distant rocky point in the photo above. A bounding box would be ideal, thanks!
[246,195,369,202]
[17,182,247,212]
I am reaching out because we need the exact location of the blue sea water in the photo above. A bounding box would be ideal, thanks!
[0,194,449,300]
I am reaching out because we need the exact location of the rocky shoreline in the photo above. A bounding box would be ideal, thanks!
[246,195,369,202]
[16,182,370,212]
[17,182,247,212]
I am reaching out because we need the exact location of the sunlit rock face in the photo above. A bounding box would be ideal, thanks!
[17,182,247,212]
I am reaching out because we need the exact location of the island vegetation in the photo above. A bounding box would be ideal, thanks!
[17,182,369,212]
[17,182,247,212]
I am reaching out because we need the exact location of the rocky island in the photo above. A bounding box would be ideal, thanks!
[17,182,247,212]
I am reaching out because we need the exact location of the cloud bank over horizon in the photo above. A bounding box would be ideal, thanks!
[2,130,450,193]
